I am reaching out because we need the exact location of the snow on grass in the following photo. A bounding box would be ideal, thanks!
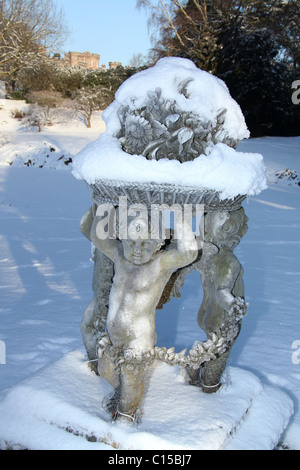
[0,98,105,168]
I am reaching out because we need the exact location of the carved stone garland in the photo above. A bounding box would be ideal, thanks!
[97,296,247,373]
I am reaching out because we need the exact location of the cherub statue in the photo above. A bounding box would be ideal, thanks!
[79,205,114,364]
[187,208,249,392]
[90,211,198,423]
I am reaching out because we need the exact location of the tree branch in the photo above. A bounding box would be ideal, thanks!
[160,0,185,46]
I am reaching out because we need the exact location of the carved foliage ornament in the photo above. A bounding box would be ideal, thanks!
[116,82,239,163]
[97,296,247,373]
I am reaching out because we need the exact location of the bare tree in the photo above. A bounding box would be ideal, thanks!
[73,87,107,128]
[137,0,180,50]
[0,0,67,78]
[137,0,219,71]
[25,90,73,131]
[129,52,145,68]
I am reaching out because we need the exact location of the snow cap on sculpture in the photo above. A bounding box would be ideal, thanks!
[106,56,250,156]
[72,58,267,200]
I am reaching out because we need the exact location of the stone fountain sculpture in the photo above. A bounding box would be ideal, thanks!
[73,58,267,423]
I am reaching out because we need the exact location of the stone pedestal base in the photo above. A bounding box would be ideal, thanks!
[0,350,293,450]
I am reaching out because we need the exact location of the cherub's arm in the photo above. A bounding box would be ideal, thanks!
[90,215,120,262]
[80,206,94,241]
[161,219,198,271]
[215,251,247,316]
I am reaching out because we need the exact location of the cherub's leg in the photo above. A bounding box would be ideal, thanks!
[98,351,122,417]
[186,365,201,387]
[81,297,100,363]
[103,384,121,417]
[115,365,146,423]
[185,345,230,391]
[98,352,119,389]
[81,249,113,362]
[201,318,242,394]
[201,352,230,393]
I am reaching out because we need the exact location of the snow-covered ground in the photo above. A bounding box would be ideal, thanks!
[0,99,299,450]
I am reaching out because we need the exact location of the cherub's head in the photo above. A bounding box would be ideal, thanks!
[121,217,165,265]
[204,208,248,250]
[122,238,163,265]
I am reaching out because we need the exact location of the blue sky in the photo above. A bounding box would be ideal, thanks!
[56,0,153,67]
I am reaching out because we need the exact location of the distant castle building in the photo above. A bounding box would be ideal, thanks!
[59,52,122,71]
[63,51,100,70]
[109,61,122,69]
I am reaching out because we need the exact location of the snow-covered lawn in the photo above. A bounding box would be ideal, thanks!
[0,98,105,167]
[0,99,299,450]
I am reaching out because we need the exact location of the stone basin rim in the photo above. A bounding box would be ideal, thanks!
[88,178,247,212]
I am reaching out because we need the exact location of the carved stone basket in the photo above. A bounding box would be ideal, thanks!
[90,179,246,213]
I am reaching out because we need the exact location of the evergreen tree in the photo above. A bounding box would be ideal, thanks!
[72,66,143,127]
[216,25,297,136]
[137,0,300,135]
[81,66,142,110]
